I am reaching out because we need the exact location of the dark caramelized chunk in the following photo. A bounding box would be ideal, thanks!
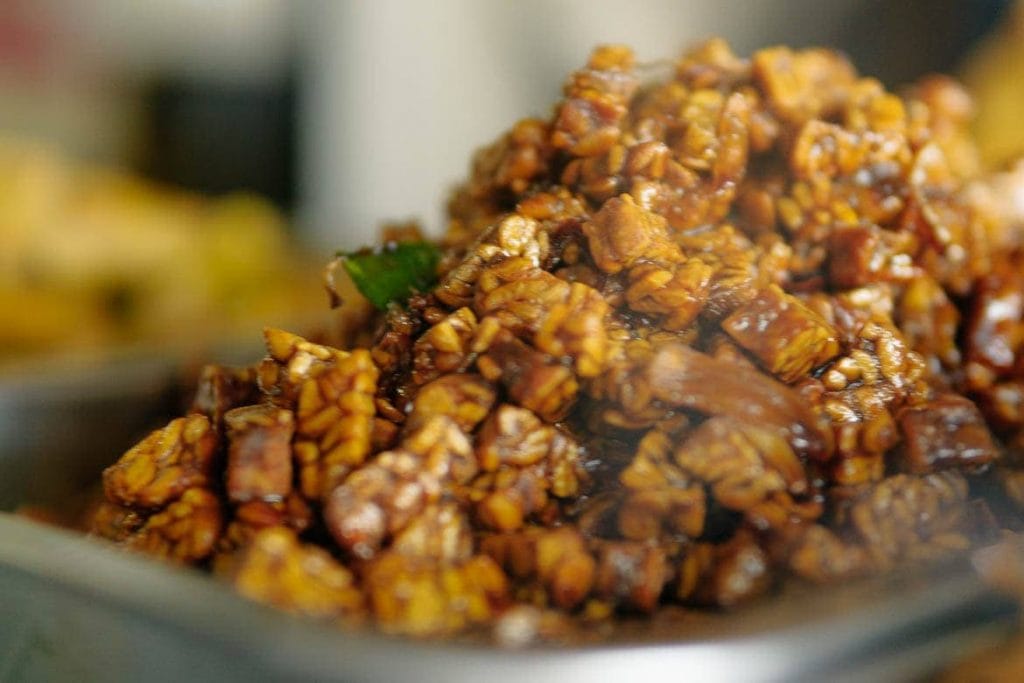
[827,224,916,289]
[190,364,259,427]
[964,260,1024,381]
[478,331,579,423]
[722,284,840,382]
[225,405,295,503]
[897,394,998,473]
[645,343,833,460]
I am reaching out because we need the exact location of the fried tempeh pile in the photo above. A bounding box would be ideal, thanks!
[88,39,1024,640]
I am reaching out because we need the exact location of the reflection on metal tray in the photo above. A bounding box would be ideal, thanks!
[0,359,1018,682]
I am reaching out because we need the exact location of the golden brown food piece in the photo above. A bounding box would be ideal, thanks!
[475,258,572,337]
[218,493,314,554]
[464,117,551,205]
[677,533,772,608]
[785,525,868,584]
[592,540,672,613]
[623,91,751,232]
[751,46,855,124]
[722,284,840,382]
[323,451,429,560]
[407,374,496,433]
[905,75,978,178]
[467,407,584,532]
[323,416,474,559]
[258,328,348,406]
[445,151,517,251]
[586,337,670,430]
[390,502,474,563]
[88,500,145,542]
[368,303,425,398]
[103,415,219,509]
[476,406,583,496]
[472,255,611,378]
[471,426,554,532]
[964,258,1024,382]
[582,194,681,274]
[684,226,790,318]
[897,275,961,377]
[618,428,706,541]
[551,45,638,157]
[471,468,551,533]
[905,149,990,298]
[481,527,595,610]
[789,119,911,184]
[534,281,610,378]
[370,416,401,452]
[362,552,509,636]
[224,527,364,620]
[401,413,480,485]
[412,307,478,385]
[625,260,715,332]
[224,405,295,503]
[962,254,1024,441]
[814,315,927,485]
[293,349,378,500]
[475,404,553,472]
[778,155,911,282]
[674,416,809,515]
[437,214,551,309]
[124,488,222,564]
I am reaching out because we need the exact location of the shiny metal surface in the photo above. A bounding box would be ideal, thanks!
[0,359,1018,682]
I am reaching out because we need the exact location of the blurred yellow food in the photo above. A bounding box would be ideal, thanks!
[0,137,326,359]
[962,2,1024,168]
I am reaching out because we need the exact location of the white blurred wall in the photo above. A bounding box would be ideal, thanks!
[298,0,864,249]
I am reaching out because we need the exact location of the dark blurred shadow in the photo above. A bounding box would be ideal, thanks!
[828,0,1011,85]
[137,74,296,210]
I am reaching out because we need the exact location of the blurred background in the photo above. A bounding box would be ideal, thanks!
[0,0,1019,364]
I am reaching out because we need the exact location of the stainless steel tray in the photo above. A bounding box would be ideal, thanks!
[1,357,1019,682]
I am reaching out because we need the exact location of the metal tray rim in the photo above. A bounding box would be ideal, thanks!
[0,514,1017,683]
